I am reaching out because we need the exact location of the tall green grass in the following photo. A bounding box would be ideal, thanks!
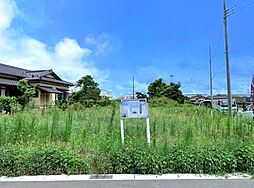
[0,103,254,176]
[1,104,254,147]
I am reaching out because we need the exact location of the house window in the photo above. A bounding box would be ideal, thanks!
[64,92,71,100]
[0,86,5,97]
[34,90,39,98]
[58,93,63,100]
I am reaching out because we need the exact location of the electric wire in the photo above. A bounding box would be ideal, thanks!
[227,0,254,17]
[227,0,251,11]
[212,29,224,80]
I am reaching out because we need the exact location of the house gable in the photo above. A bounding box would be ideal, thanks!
[26,70,73,86]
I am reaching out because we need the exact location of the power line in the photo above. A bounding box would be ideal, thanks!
[213,0,254,78]
[212,0,254,95]
[212,29,224,79]
[227,0,254,17]
[227,0,251,11]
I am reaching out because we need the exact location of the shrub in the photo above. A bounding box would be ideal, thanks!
[0,96,19,113]
[109,143,254,175]
[231,144,254,173]
[167,145,237,174]
[27,145,90,175]
[17,80,35,107]
[82,99,95,108]
[96,99,111,107]
[0,145,91,177]
[110,145,136,174]
[55,100,68,111]
[149,97,180,107]
[0,146,26,177]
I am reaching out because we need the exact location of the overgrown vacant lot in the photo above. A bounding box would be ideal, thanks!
[1,102,254,176]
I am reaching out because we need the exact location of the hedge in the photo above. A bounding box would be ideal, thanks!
[0,96,19,113]
[0,145,91,177]
[0,143,254,177]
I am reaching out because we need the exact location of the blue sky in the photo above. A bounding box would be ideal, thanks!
[1,0,254,97]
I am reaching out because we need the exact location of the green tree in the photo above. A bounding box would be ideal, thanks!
[161,82,185,103]
[148,78,167,99]
[17,80,36,107]
[136,92,148,99]
[70,75,101,102]
[148,78,185,103]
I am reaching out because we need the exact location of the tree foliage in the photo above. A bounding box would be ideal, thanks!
[148,78,184,103]
[0,97,19,113]
[136,92,148,99]
[17,80,35,107]
[148,78,167,99]
[70,75,101,103]
[161,82,185,103]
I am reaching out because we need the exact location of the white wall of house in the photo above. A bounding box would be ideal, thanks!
[100,90,113,99]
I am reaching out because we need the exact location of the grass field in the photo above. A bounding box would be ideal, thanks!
[0,102,254,176]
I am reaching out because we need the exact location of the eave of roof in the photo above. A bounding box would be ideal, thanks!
[0,78,19,86]
[36,85,63,94]
[41,77,74,86]
[26,77,74,86]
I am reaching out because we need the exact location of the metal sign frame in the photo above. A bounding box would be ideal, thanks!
[120,98,150,144]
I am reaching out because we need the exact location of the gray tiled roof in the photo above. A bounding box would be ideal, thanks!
[0,63,28,77]
[0,63,73,86]
[26,70,52,79]
[0,78,19,86]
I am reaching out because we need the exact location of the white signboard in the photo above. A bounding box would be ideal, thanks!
[120,99,148,119]
[120,98,150,144]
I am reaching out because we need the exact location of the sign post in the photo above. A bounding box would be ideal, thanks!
[120,119,124,144]
[120,98,150,144]
[146,117,151,144]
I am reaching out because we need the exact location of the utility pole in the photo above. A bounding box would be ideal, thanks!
[133,76,135,99]
[209,44,213,108]
[223,0,232,115]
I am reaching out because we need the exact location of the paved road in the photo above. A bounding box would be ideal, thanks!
[1,180,254,188]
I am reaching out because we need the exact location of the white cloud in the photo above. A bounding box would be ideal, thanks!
[0,0,17,31]
[85,34,111,55]
[85,35,97,45]
[55,38,91,61]
[0,0,107,84]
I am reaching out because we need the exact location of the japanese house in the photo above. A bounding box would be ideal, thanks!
[0,63,73,107]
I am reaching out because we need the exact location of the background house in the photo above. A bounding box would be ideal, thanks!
[0,63,73,107]
[186,93,250,109]
[100,90,113,100]
[187,95,208,105]
[211,94,250,108]
[117,94,135,100]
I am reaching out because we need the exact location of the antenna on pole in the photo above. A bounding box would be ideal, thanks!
[133,76,135,99]
[209,44,213,108]
[209,44,214,121]
[170,75,175,83]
